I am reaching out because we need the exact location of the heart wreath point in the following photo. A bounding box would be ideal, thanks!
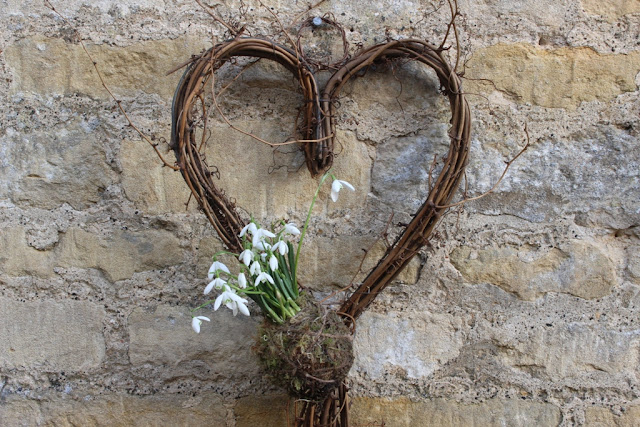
[171,35,470,423]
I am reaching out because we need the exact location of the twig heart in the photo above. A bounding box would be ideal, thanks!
[170,36,470,322]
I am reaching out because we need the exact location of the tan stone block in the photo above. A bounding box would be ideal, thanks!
[585,405,640,427]
[128,305,260,375]
[581,0,640,22]
[465,44,640,110]
[1,121,115,210]
[235,393,295,427]
[0,297,105,370]
[350,397,561,427]
[493,322,640,379]
[0,392,226,427]
[4,36,210,100]
[120,139,193,214]
[352,311,464,379]
[297,235,421,291]
[0,226,56,278]
[58,228,181,281]
[204,124,371,220]
[450,241,616,300]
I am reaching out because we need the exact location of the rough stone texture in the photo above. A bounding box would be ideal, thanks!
[584,406,640,427]
[128,305,261,377]
[465,44,640,110]
[0,297,105,370]
[0,120,115,210]
[581,0,640,22]
[0,392,227,427]
[450,241,616,300]
[1,0,639,425]
[0,226,182,281]
[120,139,194,215]
[234,394,294,427]
[352,311,464,380]
[350,397,562,427]
[4,36,209,101]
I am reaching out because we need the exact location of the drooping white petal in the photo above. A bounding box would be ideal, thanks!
[191,316,210,333]
[272,240,289,256]
[239,222,258,238]
[239,249,253,266]
[330,179,355,202]
[204,280,216,295]
[284,223,301,235]
[214,293,224,310]
[208,261,230,279]
[255,272,275,286]
[250,261,261,276]
[237,301,250,316]
[238,272,247,289]
[269,254,278,271]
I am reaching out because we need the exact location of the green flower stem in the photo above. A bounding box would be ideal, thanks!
[293,170,332,290]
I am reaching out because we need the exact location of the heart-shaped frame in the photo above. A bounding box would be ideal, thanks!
[170,36,470,321]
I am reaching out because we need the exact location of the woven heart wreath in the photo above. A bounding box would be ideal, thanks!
[171,32,470,427]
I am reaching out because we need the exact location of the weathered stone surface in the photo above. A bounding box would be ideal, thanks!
[489,321,640,379]
[352,311,464,379]
[57,228,182,281]
[205,123,371,219]
[128,305,260,376]
[467,130,640,228]
[465,44,640,109]
[235,394,294,427]
[120,139,193,214]
[585,405,640,427]
[0,226,181,281]
[4,36,209,100]
[0,226,57,277]
[450,241,616,300]
[0,297,105,370]
[581,0,640,22]
[627,245,640,282]
[350,397,562,427]
[0,122,115,210]
[0,392,226,427]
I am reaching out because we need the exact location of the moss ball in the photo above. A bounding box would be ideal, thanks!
[255,294,354,402]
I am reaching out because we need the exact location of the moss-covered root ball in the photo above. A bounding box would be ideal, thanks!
[255,294,354,402]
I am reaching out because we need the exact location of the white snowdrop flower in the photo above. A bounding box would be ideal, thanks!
[239,249,254,267]
[208,260,230,279]
[204,277,227,295]
[191,316,210,333]
[330,179,355,202]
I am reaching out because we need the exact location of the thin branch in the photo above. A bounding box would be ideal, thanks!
[44,0,179,170]
[437,124,530,209]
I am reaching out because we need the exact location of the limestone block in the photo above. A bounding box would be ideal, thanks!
[235,394,294,427]
[128,305,260,377]
[585,405,640,427]
[0,226,57,277]
[352,311,464,379]
[491,321,640,379]
[0,122,115,210]
[350,397,561,427]
[581,0,640,22]
[57,228,182,281]
[0,297,105,370]
[204,123,371,219]
[450,241,616,300]
[0,392,226,427]
[297,235,421,292]
[4,36,209,100]
[465,44,640,110]
[120,139,193,214]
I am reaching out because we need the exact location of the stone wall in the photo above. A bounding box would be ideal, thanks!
[1,0,639,426]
